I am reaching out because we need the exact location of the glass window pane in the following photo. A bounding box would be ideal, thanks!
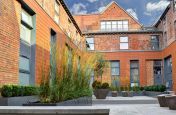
[86,38,94,44]
[118,24,123,30]
[123,25,129,30]
[120,37,128,42]
[123,21,128,25]
[21,10,33,27]
[131,69,139,76]
[131,62,139,68]
[19,56,30,71]
[111,68,120,75]
[54,15,59,24]
[55,2,59,14]
[20,25,31,44]
[87,44,94,50]
[19,73,30,86]
[101,22,106,30]
[112,21,117,30]
[120,43,128,49]
[106,22,111,30]
[118,21,122,24]
[111,62,119,67]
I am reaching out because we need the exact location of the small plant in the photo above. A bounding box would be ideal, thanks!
[92,81,110,89]
[101,83,110,89]
[110,86,117,91]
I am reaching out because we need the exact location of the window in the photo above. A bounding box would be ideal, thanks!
[111,61,120,87]
[19,8,34,86]
[50,29,57,81]
[174,0,176,10]
[86,38,94,50]
[111,61,120,76]
[100,20,128,31]
[19,56,30,86]
[120,36,128,50]
[164,32,167,47]
[106,21,111,30]
[21,10,33,27]
[153,60,162,85]
[54,0,59,24]
[151,35,159,50]
[101,22,106,30]
[20,25,32,44]
[130,61,139,87]
[21,9,33,44]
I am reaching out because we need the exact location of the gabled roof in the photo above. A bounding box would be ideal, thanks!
[100,1,143,27]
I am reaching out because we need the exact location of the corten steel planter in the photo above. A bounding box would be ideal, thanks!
[94,89,109,99]
[165,95,176,110]
[157,94,171,107]
[111,91,118,97]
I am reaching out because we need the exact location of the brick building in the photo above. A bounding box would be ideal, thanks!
[0,0,176,92]
[74,0,176,92]
[0,0,83,85]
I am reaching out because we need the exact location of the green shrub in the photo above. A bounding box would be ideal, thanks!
[1,85,38,97]
[144,85,166,92]
[92,81,109,89]
[92,81,101,89]
[101,83,109,89]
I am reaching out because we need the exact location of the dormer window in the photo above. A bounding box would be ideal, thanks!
[100,20,128,31]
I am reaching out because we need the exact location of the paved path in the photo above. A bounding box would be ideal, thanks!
[0,104,176,115]
[0,97,176,115]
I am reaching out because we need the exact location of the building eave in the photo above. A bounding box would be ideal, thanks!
[83,30,163,35]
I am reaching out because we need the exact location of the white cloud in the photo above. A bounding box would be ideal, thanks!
[87,0,98,3]
[70,3,87,15]
[126,8,138,20]
[91,6,106,14]
[146,1,170,13]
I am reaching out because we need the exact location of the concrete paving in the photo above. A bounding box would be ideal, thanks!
[0,104,176,115]
[0,96,176,115]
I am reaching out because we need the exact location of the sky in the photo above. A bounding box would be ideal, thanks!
[64,0,170,26]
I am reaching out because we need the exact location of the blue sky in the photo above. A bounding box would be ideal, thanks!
[64,0,170,26]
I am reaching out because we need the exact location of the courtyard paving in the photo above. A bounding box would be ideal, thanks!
[0,96,176,115]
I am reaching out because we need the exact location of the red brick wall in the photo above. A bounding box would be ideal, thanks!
[92,33,161,51]
[0,0,83,85]
[97,51,162,86]
[74,2,142,32]
[0,0,20,85]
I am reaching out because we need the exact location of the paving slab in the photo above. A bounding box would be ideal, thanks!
[93,96,158,104]
[0,104,176,115]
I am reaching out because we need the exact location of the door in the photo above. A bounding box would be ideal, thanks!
[164,56,172,90]
[154,61,163,85]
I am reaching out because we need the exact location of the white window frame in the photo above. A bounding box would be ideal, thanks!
[101,20,129,31]
[54,0,60,24]
[120,36,129,50]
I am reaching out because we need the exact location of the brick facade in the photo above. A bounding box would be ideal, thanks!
[74,1,176,93]
[0,0,176,93]
[0,0,83,85]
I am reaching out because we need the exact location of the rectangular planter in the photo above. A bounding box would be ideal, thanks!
[23,97,92,106]
[0,96,39,106]
[144,91,164,97]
